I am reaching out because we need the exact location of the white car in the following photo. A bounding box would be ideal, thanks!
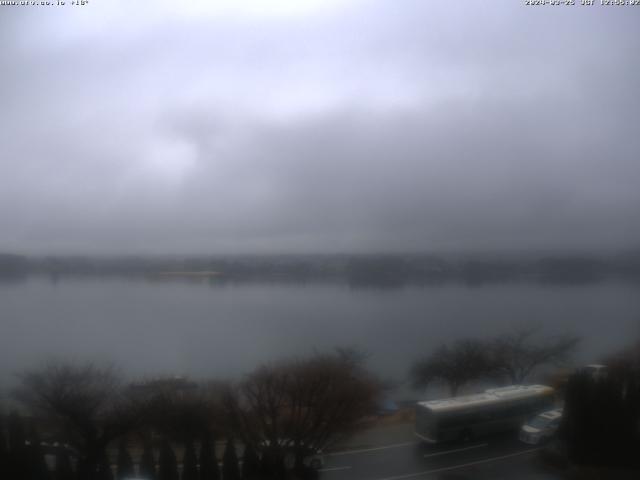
[519,409,562,445]
[581,364,607,381]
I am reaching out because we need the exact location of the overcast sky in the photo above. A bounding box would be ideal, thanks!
[1,0,639,255]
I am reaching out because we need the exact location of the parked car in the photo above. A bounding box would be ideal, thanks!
[260,439,324,470]
[580,364,607,381]
[28,441,79,472]
[519,409,562,445]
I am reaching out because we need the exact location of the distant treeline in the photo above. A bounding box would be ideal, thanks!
[2,252,640,286]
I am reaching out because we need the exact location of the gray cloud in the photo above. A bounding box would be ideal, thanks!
[1,0,639,254]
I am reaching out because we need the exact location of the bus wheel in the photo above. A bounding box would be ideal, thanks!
[459,429,474,443]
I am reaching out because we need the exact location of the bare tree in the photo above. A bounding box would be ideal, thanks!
[139,440,156,480]
[26,423,50,480]
[182,439,198,480]
[410,339,495,396]
[7,411,28,480]
[198,430,219,480]
[491,325,580,383]
[0,413,7,480]
[157,439,178,480]
[116,440,134,480]
[132,378,227,480]
[222,440,240,480]
[13,361,151,480]
[55,446,75,480]
[226,350,382,476]
[138,377,226,443]
[241,443,260,480]
[603,339,640,374]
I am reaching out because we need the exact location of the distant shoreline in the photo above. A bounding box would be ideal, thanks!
[2,252,640,286]
[150,271,222,278]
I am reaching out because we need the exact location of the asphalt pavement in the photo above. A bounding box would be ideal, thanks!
[319,427,561,480]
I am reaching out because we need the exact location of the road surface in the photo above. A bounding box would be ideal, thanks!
[319,428,560,480]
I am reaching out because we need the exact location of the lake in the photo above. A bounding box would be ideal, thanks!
[1,277,639,396]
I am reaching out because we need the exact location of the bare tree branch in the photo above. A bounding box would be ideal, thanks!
[491,325,580,383]
[13,360,153,480]
[410,339,495,396]
[227,351,382,473]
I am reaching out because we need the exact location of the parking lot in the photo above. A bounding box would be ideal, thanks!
[319,424,560,480]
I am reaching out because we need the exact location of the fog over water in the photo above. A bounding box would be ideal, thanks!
[2,278,638,395]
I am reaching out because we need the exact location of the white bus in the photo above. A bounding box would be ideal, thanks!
[415,385,555,443]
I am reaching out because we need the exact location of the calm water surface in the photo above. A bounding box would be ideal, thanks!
[1,277,639,394]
